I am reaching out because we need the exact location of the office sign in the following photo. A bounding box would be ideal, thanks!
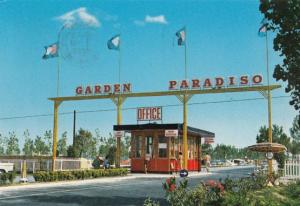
[137,107,162,121]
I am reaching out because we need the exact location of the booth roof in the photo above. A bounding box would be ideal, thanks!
[113,123,215,138]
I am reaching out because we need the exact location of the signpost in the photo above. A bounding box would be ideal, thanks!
[49,76,280,171]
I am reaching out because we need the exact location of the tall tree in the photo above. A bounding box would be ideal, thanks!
[290,115,300,142]
[256,125,290,168]
[74,128,97,158]
[43,130,52,155]
[0,133,7,155]
[6,132,20,155]
[57,132,68,156]
[121,135,131,160]
[22,130,34,156]
[289,115,300,157]
[34,136,48,155]
[259,1,300,112]
[98,133,116,162]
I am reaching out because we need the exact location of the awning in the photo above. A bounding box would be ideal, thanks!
[247,142,287,153]
[113,123,215,138]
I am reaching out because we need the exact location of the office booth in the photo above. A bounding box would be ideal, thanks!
[113,123,215,173]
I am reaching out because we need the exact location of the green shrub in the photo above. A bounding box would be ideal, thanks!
[0,171,17,185]
[33,168,128,182]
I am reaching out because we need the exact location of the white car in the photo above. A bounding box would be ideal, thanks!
[0,163,14,173]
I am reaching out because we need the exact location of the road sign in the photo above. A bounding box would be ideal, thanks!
[179,169,188,178]
[266,152,273,160]
[114,131,124,138]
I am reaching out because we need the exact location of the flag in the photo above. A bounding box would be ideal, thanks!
[175,27,186,46]
[258,19,267,37]
[42,42,59,59]
[107,34,120,50]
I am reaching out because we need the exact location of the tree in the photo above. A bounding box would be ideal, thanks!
[290,115,300,142]
[22,130,34,156]
[57,132,68,156]
[121,135,131,160]
[259,1,300,111]
[98,133,117,164]
[67,145,76,157]
[43,130,52,155]
[289,115,300,157]
[256,125,290,168]
[34,136,48,155]
[0,133,7,155]
[6,132,20,155]
[202,144,213,156]
[74,128,97,158]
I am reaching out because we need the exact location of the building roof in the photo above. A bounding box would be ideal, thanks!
[113,123,215,138]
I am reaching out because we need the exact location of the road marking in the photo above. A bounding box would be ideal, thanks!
[0,182,142,201]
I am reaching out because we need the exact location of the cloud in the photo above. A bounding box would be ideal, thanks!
[56,7,100,28]
[145,15,168,24]
[134,15,168,26]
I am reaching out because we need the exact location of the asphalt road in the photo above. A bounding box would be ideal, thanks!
[0,166,254,206]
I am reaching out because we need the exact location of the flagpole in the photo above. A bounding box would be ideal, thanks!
[183,26,188,170]
[118,35,121,84]
[56,25,65,97]
[184,27,187,80]
[265,27,273,178]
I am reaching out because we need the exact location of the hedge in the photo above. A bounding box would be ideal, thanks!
[0,171,17,185]
[33,168,128,182]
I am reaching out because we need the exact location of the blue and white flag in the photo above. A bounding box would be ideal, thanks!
[176,27,186,46]
[258,19,267,37]
[42,42,59,59]
[107,35,120,50]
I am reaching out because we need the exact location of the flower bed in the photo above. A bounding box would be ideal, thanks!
[33,168,127,182]
[145,175,300,206]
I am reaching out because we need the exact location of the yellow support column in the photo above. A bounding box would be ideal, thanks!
[116,96,122,168]
[268,90,273,177]
[183,94,188,170]
[52,101,61,172]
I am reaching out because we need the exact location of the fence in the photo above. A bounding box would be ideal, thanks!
[0,156,92,172]
[284,160,300,180]
[54,158,92,171]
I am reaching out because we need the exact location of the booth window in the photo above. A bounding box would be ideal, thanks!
[135,136,142,158]
[146,136,153,155]
[158,136,167,158]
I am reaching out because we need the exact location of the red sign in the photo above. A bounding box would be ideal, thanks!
[137,107,162,121]
[168,74,263,90]
[75,83,131,96]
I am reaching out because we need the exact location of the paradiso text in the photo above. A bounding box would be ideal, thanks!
[168,74,263,90]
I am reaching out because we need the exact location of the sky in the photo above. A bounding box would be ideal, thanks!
[0,0,297,149]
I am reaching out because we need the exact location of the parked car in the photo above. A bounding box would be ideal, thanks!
[232,159,246,166]
[0,163,14,173]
